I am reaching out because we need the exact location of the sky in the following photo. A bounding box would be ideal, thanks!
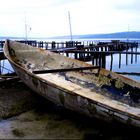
[0,0,140,38]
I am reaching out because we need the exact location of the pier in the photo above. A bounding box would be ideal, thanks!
[0,40,139,78]
[0,40,138,51]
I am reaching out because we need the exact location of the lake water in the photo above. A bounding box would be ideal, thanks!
[105,48,140,82]
[1,38,140,83]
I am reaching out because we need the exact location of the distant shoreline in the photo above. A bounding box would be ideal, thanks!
[1,31,140,40]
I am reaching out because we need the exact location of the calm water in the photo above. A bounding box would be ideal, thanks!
[1,38,140,83]
[105,47,140,82]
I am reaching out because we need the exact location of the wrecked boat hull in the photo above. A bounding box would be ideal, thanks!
[3,40,140,128]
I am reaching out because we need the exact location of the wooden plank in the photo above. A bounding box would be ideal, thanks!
[33,66,100,74]
[53,50,140,55]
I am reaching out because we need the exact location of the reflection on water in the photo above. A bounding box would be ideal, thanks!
[105,47,140,82]
[0,60,14,74]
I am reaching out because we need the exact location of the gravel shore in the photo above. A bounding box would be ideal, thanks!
[0,79,140,139]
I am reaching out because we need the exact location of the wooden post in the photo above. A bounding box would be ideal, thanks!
[62,42,64,48]
[74,52,77,59]
[66,52,69,57]
[0,60,1,75]
[119,53,121,68]
[45,42,48,50]
[52,41,56,49]
[135,46,137,63]
[101,47,103,51]
[126,53,128,65]
[95,56,98,66]
[102,54,106,68]
[131,46,133,64]
[110,54,113,71]
[91,56,94,65]
[99,54,101,67]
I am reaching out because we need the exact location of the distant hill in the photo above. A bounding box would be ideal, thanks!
[78,31,140,39]
[1,31,140,40]
[51,31,140,39]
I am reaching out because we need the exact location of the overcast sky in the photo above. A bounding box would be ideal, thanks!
[0,0,140,38]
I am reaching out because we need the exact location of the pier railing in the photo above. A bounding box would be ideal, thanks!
[0,40,138,51]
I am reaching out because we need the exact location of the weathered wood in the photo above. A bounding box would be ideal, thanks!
[57,50,140,55]
[116,72,140,76]
[33,66,100,74]
[4,40,140,128]
[110,54,113,71]
[0,40,138,51]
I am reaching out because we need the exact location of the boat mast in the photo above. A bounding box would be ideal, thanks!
[24,12,28,40]
[68,11,73,41]
[127,24,130,42]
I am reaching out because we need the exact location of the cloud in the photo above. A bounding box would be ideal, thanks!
[111,0,140,11]
[0,0,140,37]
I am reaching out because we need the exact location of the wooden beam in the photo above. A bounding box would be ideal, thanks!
[116,72,140,76]
[53,50,140,55]
[33,66,100,74]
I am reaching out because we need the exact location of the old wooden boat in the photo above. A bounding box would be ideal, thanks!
[4,40,140,128]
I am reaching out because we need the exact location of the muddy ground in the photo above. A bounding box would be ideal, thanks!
[0,78,140,139]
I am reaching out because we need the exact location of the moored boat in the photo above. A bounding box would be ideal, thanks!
[3,40,140,128]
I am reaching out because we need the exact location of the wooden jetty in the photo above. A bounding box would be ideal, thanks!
[0,40,138,52]
[0,40,139,76]
[53,50,139,70]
